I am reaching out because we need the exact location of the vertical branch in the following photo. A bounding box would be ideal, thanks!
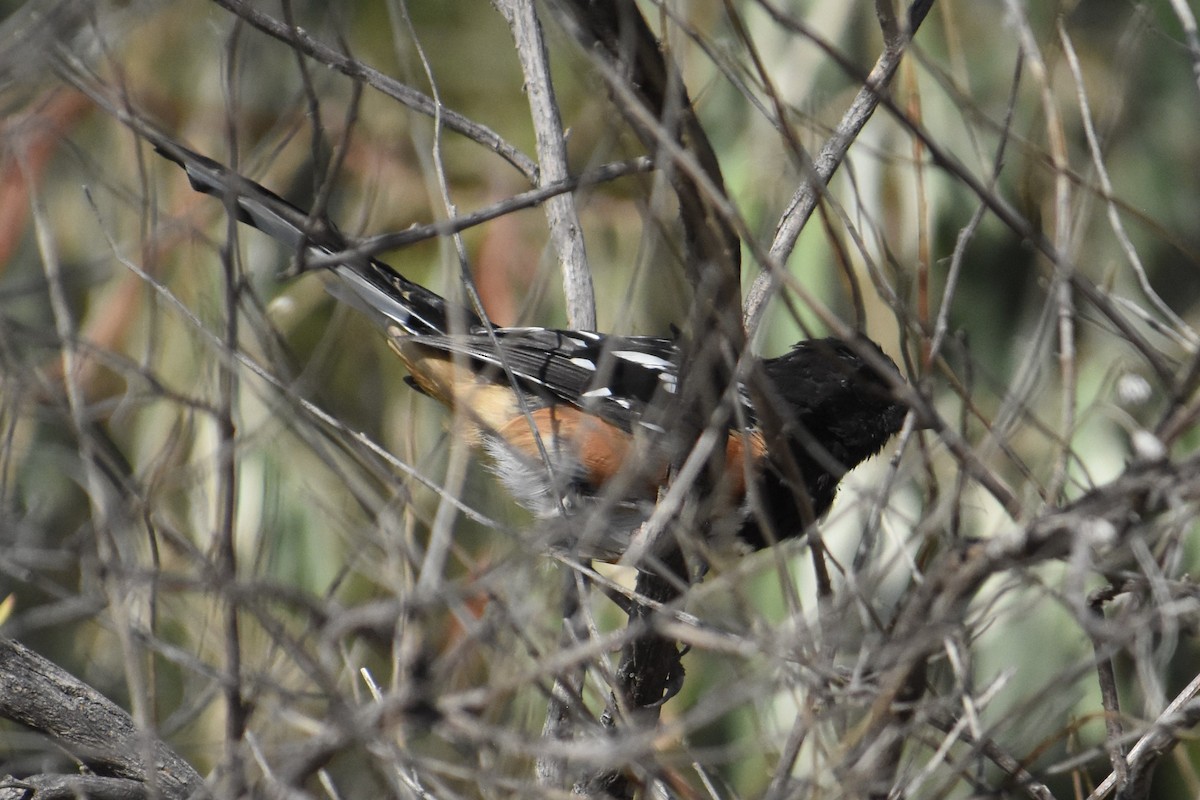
[386,0,475,598]
[494,0,596,329]
[535,572,588,788]
[21,66,181,800]
[1087,672,1200,800]
[551,2,744,794]
[215,22,248,794]
[1089,585,1131,791]
[1002,1,1074,504]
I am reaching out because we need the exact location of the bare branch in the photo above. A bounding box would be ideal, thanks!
[495,0,596,329]
[0,774,156,800]
[1089,584,1131,789]
[209,0,539,181]
[844,452,1200,793]
[0,638,206,800]
[926,710,1058,800]
[744,0,935,331]
[1087,673,1200,800]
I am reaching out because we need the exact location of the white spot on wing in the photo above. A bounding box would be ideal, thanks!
[582,387,613,398]
[613,350,673,370]
[569,357,597,371]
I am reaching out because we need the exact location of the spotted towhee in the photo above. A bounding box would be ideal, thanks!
[158,142,909,560]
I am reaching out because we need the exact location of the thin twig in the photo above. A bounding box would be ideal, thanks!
[928,53,1022,364]
[1005,2,1076,507]
[535,572,589,788]
[387,0,476,597]
[926,710,1058,800]
[1089,584,1131,790]
[302,158,652,267]
[744,0,936,332]
[1058,22,1196,345]
[215,24,248,794]
[209,0,538,181]
[549,3,745,795]
[1086,676,1200,800]
[843,452,1200,793]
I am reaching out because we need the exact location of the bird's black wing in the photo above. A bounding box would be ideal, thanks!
[406,327,683,430]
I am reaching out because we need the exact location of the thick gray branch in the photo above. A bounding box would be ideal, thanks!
[0,638,206,800]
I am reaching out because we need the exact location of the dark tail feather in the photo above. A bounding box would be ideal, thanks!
[155,141,477,336]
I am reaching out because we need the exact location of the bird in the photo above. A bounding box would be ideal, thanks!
[156,141,909,561]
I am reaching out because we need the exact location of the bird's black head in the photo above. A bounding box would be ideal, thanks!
[762,336,908,472]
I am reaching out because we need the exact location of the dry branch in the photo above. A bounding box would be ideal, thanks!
[0,638,206,800]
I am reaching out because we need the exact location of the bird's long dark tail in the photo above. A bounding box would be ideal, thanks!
[155,141,479,336]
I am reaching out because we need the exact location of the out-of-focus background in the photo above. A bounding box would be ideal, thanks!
[2,1,1200,797]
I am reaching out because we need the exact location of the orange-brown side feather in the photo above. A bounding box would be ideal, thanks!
[389,337,521,435]
[499,407,768,500]
[392,332,769,500]
[723,430,768,498]
[497,406,660,494]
